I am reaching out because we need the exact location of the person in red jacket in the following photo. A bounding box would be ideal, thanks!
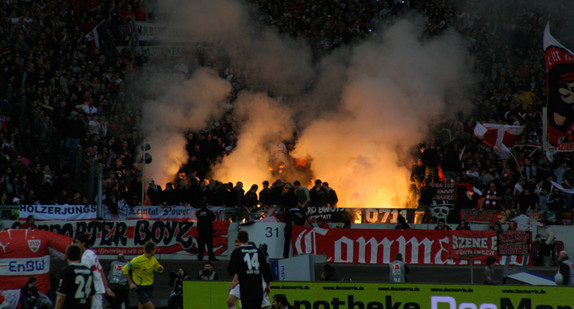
[19,215,37,230]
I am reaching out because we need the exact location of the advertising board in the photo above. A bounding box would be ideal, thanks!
[183,281,570,308]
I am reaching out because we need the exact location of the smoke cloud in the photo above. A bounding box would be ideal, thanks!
[141,68,232,185]
[138,1,476,208]
[292,18,475,207]
[158,0,314,95]
[211,92,295,186]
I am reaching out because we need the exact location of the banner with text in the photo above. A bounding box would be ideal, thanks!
[110,17,137,47]
[0,229,70,294]
[184,281,568,309]
[292,226,528,266]
[134,45,188,57]
[135,21,164,41]
[305,206,349,222]
[460,209,499,223]
[358,209,411,224]
[19,204,97,220]
[497,230,531,256]
[8,220,229,258]
[123,205,226,221]
[430,183,457,201]
[448,230,497,260]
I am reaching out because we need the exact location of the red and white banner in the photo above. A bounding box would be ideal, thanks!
[0,229,71,293]
[448,230,497,259]
[8,220,229,258]
[474,123,523,159]
[544,23,574,151]
[292,226,528,265]
[497,231,531,256]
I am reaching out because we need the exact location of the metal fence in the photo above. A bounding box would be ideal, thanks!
[10,93,98,205]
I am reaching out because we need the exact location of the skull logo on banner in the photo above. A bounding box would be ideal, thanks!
[430,205,451,222]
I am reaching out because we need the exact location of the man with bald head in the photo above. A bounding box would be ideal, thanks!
[108,253,130,309]
[556,250,574,286]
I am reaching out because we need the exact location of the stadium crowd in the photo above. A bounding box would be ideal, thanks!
[0,0,572,225]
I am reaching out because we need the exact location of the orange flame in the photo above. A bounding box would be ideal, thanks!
[354,211,362,224]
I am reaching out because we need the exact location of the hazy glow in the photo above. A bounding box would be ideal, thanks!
[138,1,474,208]
[211,92,294,186]
[141,68,232,186]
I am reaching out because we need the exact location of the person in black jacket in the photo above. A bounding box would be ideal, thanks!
[280,183,298,212]
[320,264,338,281]
[283,203,306,258]
[196,261,219,280]
[322,182,338,207]
[21,277,52,309]
[146,178,162,206]
[420,144,440,183]
[197,202,217,261]
[309,179,328,207]
[441,144,461,184]
[55,244,95,309]
[228,230,272,309]
[168,268,189,309]
[395,215,410,230]
[483,256,500,285]
[259,181,272,206]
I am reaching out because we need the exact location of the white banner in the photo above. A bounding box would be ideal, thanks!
[136,22,164,41]
[123,205,226,221]
[550,181,574,194]
[0,256,51,276]
[19,204,97,220]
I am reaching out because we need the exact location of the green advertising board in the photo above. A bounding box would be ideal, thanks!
[183,281,573,308]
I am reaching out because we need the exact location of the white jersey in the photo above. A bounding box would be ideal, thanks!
[82,249,106,294]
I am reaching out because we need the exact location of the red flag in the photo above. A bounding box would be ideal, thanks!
[474,123,523,158]
[125,17,138,49]
[85,22,103,51]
